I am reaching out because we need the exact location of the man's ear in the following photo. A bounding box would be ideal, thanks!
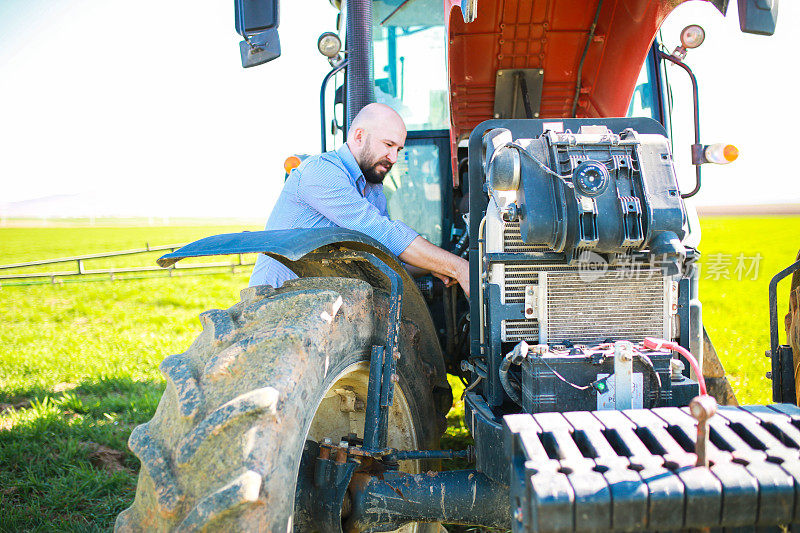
[352,127,366,147]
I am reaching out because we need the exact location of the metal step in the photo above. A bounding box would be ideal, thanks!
[505,404,800,532]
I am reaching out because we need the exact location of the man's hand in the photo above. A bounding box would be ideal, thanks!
[431,272,456,287]
[399,236,470,298]
[406,266,460,290]
[404,264,460,289]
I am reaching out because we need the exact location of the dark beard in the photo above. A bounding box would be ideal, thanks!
[363,166,386,184]
[361,160,393,184]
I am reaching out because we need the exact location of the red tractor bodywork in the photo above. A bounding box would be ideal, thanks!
[445,0,688,184]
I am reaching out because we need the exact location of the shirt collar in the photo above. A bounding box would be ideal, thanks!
[337,144,365,186]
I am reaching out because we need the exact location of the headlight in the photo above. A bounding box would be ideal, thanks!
[317,32,342,58]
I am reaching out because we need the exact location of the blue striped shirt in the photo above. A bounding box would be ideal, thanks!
[249,144,419,287]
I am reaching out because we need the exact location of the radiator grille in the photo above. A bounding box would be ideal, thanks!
[501,223,667,344]
[503,221,549,253]
[502,320,539,343]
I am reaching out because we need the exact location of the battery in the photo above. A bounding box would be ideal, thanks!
[520,346,699,413]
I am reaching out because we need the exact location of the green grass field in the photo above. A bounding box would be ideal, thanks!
[0,217,797,531]
[697,217,799,400]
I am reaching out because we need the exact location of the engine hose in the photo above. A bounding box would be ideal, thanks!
[345,0,376,129]
[644,337,707,396]
[461,375,483,398]
[499,354,523,406]
[467,357,488,379]
[570,0,604,116]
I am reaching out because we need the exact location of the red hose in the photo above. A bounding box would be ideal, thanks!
[643,337,707,396]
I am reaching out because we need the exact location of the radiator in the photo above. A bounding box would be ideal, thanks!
[495,221,673,345]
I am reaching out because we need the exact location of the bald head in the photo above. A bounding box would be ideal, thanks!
[348,103,405,142]
[346,103,406,184]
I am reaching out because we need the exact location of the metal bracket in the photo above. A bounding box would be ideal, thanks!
[494,69,544,120]
[618,195,644,247]
[294,440,357,533]
[577,196,599,248]
[612,153,635,173]
[523,285,538,319]
[537,272,548,344]
[614,341,634,409]
[360,254,403,452]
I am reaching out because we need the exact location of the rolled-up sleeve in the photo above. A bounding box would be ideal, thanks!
[297,160,418,256]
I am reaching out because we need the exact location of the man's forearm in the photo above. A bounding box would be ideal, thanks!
[403,264,430,278]
[398,236,470,297]
[399,236,460,278]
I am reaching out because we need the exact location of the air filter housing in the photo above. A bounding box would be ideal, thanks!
[483,126,687,273]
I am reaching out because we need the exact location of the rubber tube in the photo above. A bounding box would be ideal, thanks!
[643,337,707,396]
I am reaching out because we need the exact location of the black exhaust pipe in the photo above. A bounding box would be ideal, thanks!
[345,0,376,130]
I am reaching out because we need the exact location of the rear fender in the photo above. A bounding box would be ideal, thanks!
[158,229,450,393]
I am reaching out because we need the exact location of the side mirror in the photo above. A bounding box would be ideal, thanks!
[235,0,281,68]
[738,0,778,36]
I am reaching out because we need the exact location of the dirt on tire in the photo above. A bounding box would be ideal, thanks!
[115,277,450,532]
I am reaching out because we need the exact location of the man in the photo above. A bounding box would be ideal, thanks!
[249,103,470,297]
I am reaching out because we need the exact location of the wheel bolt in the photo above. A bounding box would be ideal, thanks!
[335,440,348,463]
[319,438,332,460]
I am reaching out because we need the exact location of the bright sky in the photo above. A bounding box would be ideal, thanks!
[0,0,797,218]
[659,1,800,208]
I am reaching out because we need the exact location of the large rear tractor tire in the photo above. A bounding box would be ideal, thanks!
[115,277,450,532]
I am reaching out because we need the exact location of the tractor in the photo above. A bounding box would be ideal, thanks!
[116,0,800,531]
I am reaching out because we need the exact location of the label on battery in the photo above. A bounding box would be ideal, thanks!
[596,372,643,410]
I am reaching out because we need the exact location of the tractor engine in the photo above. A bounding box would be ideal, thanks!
[475,121,700,412]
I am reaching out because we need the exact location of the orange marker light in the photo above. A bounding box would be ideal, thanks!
[704,143,739,165]
[284,155,302,174]
[723,144,739,163]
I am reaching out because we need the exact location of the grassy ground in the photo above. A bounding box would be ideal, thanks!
[698,216,799,403]
[0,217,797,531]
[0,225,259,531]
